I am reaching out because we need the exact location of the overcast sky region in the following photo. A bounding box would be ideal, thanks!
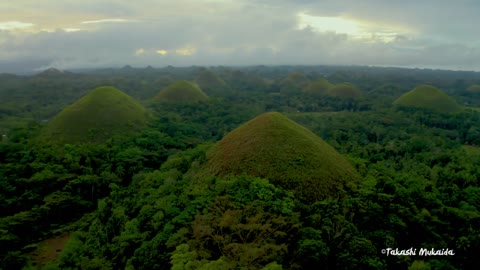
[1,0,479,73]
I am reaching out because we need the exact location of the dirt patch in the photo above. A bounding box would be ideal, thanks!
[30,233,71,267]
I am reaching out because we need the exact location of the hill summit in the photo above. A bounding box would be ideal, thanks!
[45,86,148,143]
[394,85,461,113]
[154,80,208,103]
[203,112,359,201]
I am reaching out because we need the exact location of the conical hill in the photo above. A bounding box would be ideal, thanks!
[277,71,310,94]
[154,80,208,103]
[303,78,334,97]
[393,85,461,113]
[194,68,231,95]
[203,112,359,202]
[326,83,362,99]
[45,86,148,143]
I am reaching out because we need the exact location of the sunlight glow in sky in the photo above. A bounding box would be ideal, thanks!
[175,48,195,56]
[156,50,168,55]
[297,13,406,42]
[81,18,130,24]
[0,21,34,30]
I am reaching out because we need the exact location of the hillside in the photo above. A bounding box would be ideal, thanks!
[45,86,148,143]
[394,85,462,113]
[203,112,359,202]
[326,82,362,99]
[154,80,208,103]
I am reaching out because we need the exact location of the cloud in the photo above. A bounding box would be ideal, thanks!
[81,18,131,24]
[0,21,35,31]
[1,0,480,72]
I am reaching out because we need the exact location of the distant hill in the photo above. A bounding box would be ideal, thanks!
[277,71,310,94]
[154,80,208,103]
[467,84,480,93]
[223,70,271,92]
[151,76,176,91]
[394,85,462,113]
[303,78,333,97]
[194,68,231,96]
[45,86,148,143]
[326,83,362,99]
[202,112,359,202]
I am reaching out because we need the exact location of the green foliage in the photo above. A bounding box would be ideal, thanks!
[2,66,480,270]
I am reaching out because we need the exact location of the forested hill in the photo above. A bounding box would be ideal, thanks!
[1,65,480,269]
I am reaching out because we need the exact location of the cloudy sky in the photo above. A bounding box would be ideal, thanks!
[1,0,479,73]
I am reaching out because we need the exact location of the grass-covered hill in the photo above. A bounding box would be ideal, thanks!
[326,82,363,99]
[303,78,334,97]
[154,80,208,103]
[194,68,231,96]
[203,112,359,202]
[44,86,148,143]
[394,84,462,113]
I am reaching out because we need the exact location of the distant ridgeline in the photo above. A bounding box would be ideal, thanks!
[44,86,148,143]
[394,85,462,114]
[201,112,359,202]
[154,80,208,103]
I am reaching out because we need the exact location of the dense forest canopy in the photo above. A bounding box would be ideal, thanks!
[1,65,480,270]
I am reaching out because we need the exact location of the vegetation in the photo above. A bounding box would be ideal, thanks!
[394,85,462,113]
[44,86,148,143]
[154,80,208,103]
[1,65,480,269]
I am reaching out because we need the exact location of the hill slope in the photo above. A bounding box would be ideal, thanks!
[394,85,461,113]
[154,80,208,103]
[45,86,148,143]
[203,112,359,201]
